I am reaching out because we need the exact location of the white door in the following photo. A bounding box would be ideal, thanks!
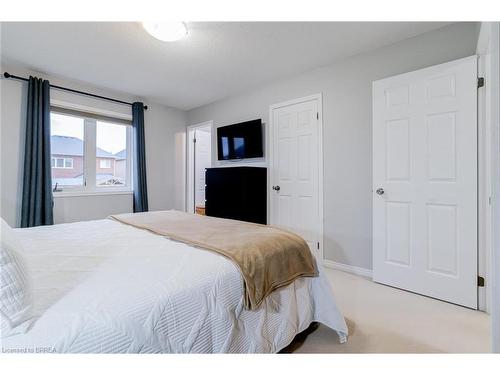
[270,95,322,258]
[373,56,478,308]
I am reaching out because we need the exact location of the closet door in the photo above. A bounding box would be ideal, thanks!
[270,95,322,258]
[373,56,478,308]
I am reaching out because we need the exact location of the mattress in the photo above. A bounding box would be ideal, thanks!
[0,218,348,353]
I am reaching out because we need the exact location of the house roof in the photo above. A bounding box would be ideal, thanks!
[51,135,119,158]
[51,135,83,156]
[114,149,126,160]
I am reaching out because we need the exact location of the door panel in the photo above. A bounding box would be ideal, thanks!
[427,204,458,276]
[271,98,320,257]
[373,56,477,308]
[427,112,457,180]
[386,118,411,181]
[386,201,412,266]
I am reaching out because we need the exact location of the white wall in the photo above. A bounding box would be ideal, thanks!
[187,22,480,269]
[0,65,186,226]
[144,102,186,212]
[52,194,133,223]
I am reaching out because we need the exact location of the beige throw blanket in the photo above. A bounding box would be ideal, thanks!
[110,210,318,310]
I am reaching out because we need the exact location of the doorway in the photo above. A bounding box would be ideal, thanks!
[187,121,213,214]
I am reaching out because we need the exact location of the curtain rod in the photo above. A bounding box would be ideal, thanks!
[3,72,148,110]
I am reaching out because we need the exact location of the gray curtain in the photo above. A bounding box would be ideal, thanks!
[132,102,148,212]
[21,76,53,227]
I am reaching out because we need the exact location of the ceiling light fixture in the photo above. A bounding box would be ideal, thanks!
[142,22,188,42]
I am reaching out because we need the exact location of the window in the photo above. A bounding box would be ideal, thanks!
[96,121,127,186]
[50,109,132,193]
[50,113,84,187]
[99,159,111,169]
[51,157,74,169]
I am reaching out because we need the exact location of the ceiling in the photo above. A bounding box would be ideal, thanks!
[1,22,452,110]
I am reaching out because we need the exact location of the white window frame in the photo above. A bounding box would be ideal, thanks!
[51,107,133,197]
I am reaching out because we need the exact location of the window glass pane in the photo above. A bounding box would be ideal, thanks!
[96,121,127,186]
[50,113,84,187]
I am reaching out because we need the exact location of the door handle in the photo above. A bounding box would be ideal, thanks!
[375,188,385,195]
[272,185,281,191]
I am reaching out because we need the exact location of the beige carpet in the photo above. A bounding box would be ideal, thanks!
[282,268,490,353]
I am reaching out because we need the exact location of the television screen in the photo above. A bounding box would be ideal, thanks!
[217,119,263,160]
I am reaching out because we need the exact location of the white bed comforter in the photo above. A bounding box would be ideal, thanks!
[1,219,347,353]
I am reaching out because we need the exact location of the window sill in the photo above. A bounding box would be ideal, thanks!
[53,190,134,198]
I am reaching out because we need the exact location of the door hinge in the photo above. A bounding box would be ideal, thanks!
[193,138,197,143]
[316,112,319,120]
[317,242,320,250]
[478,276,485,287]
[478,77,485,88]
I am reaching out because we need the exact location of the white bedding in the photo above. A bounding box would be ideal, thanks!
[0,219,348,353]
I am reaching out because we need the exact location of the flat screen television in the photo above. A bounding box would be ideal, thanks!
[217,119,263,160]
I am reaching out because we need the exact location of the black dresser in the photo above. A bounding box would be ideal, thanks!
[205,166,267,224]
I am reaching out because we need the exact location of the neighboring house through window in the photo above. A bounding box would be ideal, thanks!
[50,109,132,193]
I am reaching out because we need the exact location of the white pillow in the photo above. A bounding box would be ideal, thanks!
[0,218,33,338]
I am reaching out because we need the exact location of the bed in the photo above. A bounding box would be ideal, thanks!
[1,215,348,353]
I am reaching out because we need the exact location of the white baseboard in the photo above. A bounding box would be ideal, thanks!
[322,259,373,279]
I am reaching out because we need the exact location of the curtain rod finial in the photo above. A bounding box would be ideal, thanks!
[144,105,148,110]
[3,72,11,78]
